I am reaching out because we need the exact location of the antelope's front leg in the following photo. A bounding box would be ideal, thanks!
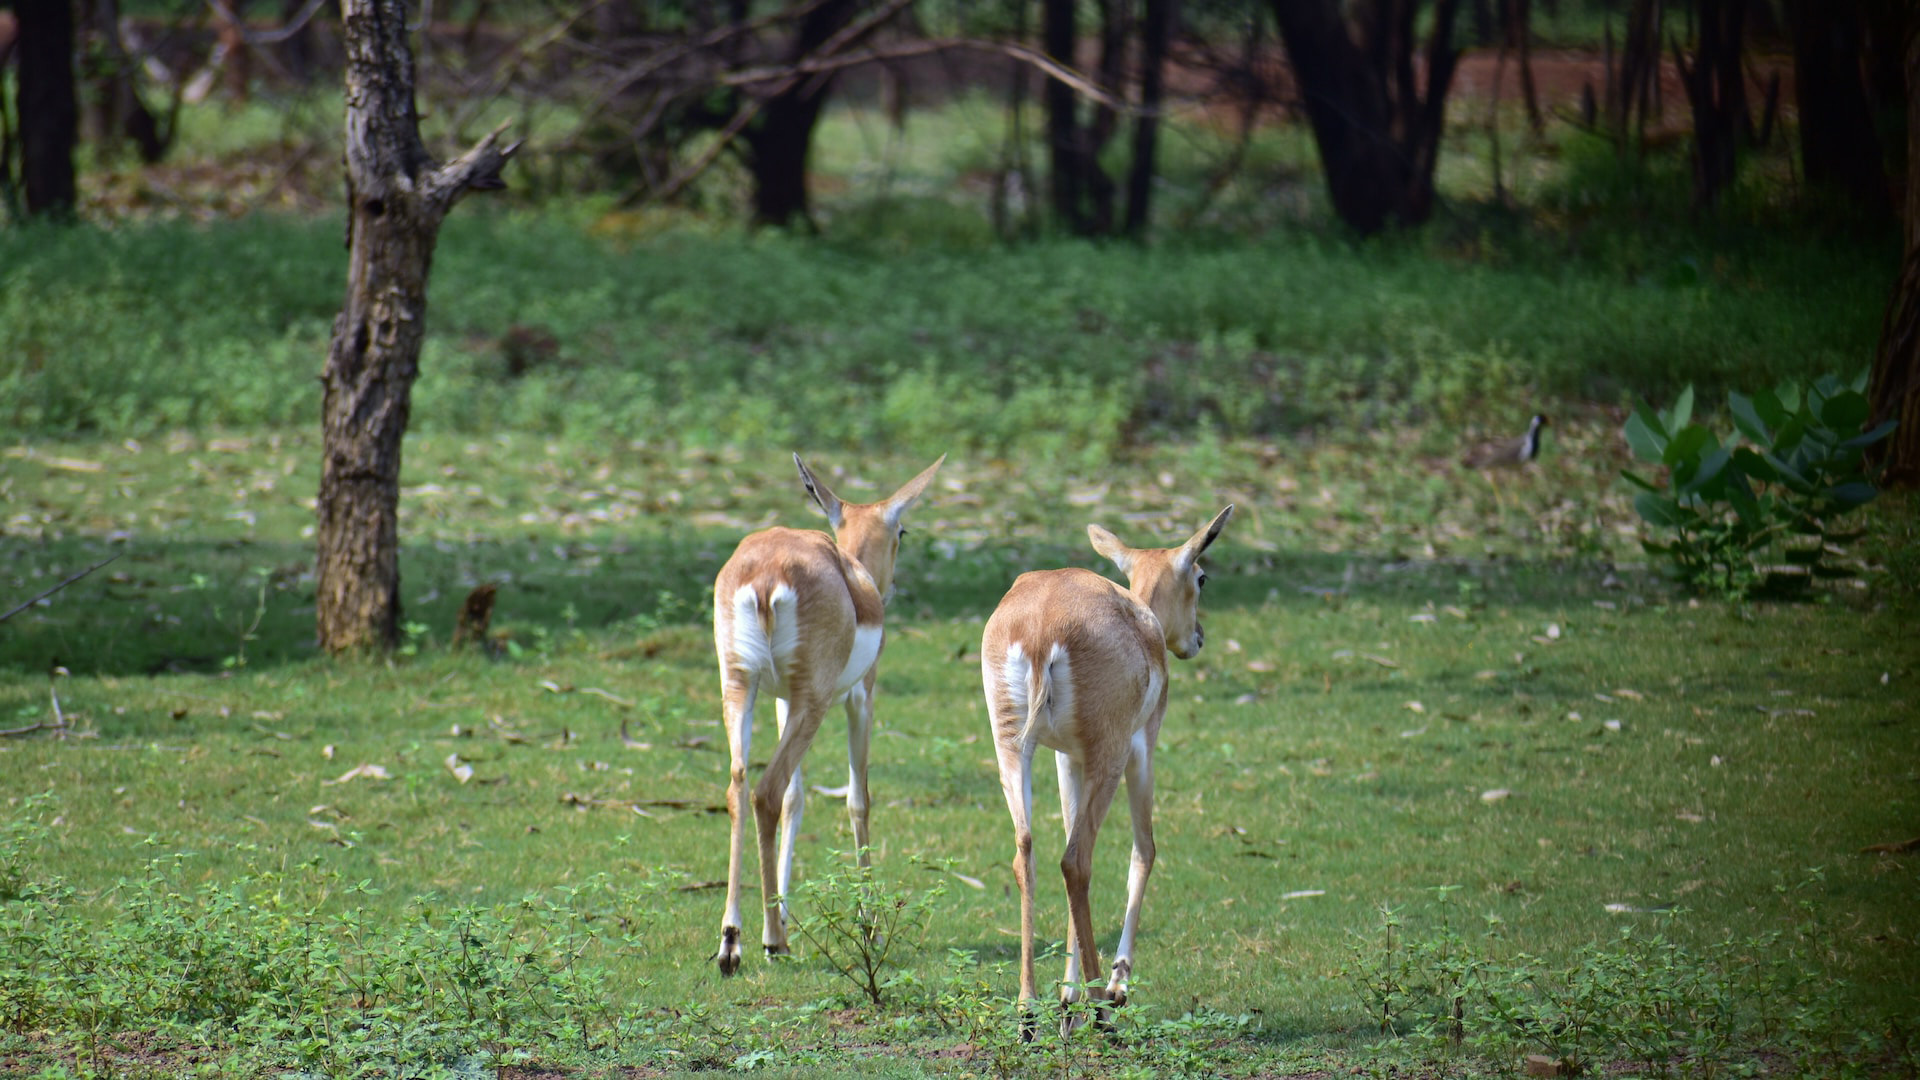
[717,676,757,977]
[845,675,875,864]
[1107,732,1157,1007]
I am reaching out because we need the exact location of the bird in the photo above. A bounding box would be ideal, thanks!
[1461,414,1549,508]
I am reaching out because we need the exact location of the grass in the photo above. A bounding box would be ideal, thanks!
[4,34,1914,1071]
[3,425,1917,1076]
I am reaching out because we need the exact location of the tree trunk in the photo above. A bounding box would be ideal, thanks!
[740,0,858,229]
[17,0,79,218]
[1868,15,1919,487]
[315,0,514,653]
[1125,0,1175,235]
[1787,0,1888,214]
[1042,0,1087,232]
[1268,0,1462,234]
[1674,0,1746,209]
[1504,0,1541,130]
[80,0,167,163]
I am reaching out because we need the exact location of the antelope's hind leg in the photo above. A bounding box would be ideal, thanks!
[716,672,759,977]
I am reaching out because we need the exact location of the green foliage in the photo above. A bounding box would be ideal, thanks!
[1346,879,1898,1079]
[0,806,670,1076]
[1623,373,1896,597]
[787,850,947,1008]
[0,211,1891,460]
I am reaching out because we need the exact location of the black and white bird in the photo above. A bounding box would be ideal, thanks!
[1462,414,1549,470]
[1461,414,1548,508]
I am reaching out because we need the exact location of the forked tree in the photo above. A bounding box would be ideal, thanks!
[314,0,515,652]
[1266,0,1464,234]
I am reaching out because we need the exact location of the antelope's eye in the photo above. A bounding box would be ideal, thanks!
[898,528,908,540]
[1197,572,1208,589]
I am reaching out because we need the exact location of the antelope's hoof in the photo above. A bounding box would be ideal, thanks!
[1018,1009,1039,1044]
[764,943,792,960]
[1106,961,1132,1010]
[716,927,743,977]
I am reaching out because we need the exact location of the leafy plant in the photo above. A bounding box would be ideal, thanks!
[1623,373,1896,597]
[786,849,946,1008]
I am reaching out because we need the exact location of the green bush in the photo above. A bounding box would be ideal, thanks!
[1622,374,1896,597]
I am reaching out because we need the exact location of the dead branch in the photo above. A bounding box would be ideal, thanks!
[0,553,123,625]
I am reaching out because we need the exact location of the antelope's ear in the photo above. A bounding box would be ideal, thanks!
[1174,505,1234,571]
[1087,524,1134,576]
[794,453,843,530]
[884,453,946,527]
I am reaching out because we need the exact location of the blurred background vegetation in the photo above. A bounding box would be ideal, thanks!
[0,0,1910,466]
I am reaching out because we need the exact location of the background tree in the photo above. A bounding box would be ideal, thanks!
[1786,0,1887,216]
[1869,15,1919,488]
[1266,0,1463,234]
[1673,0,1748,209]
[9,0,80,218]
[315,0,515,653]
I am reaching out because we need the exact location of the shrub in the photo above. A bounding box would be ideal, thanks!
[1622,373,1896,597]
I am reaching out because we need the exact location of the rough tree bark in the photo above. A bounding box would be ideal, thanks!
[1267,0,1464,234]
[16,0,79,217]
[1787,0,1888,215]
[1124,0,1175,235]
[315,0,514,653]
[1868,16,1919,488]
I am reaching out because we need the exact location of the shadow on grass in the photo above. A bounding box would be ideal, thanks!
[0,531,1635,679]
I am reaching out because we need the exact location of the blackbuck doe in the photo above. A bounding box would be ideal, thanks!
[710,454,944,976]
[980,505,1234,1032]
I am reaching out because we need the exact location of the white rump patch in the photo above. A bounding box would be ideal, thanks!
[1001,642,1074,751]
[729,583,799,679]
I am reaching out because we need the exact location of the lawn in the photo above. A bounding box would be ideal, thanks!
[3,418,1916,1077]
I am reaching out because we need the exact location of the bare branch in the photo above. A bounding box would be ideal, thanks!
[0,553,123,625]
[204,0,328,47]
[426,119,518,204]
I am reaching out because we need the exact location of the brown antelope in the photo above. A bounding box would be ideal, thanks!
[711,453,944,976]
[980,505,1233,1031]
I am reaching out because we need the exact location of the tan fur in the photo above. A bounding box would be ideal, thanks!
[980,505,1232,1033]
[710,454,943,976]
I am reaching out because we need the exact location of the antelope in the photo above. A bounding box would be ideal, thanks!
[711,453,945,976]
[980,505,1234,1033]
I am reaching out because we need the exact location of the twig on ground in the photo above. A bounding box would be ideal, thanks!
[0,553,124,625]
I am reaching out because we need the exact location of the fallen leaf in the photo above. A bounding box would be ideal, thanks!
[1246,660,1275,672]
[1481,788,1512,803]
[323,763,391,785]
[1860,837,1920,855]
[951,871,986,890]
[1404,701,1425,714]
[445,754,474,784]
[1280,889,1325,900]
[1361,653,1399,669]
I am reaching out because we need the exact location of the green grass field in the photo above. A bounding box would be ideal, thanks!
[3,422,1917,1076]
[3,68,1917,1077]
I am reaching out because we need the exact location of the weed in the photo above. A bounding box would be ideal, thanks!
[787,850,947,1008]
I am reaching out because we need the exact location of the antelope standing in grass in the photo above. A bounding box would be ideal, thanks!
[711,454,944,976]
[980,505,1234,1032]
